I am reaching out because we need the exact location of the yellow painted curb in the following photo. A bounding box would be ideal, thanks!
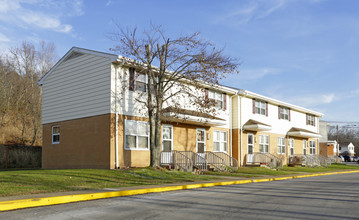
[1,170,359,212]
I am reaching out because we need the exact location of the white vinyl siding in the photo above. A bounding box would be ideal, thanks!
[42,53,112,124]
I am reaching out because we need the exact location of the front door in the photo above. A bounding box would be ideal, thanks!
[247,133,254,163]
[196,129,206,164]
[161,125,173,164]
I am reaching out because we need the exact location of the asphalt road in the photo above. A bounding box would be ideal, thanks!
[2,173,359,220]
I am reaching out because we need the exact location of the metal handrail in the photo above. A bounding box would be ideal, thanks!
[205,151,226,171]
[211,152,239,171]
[289,154,331,167]
[173,151,193,172]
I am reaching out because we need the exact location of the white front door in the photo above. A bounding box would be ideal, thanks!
[247,133,254,163]
[289,138,294,156]
[161,125,173,164]
[196,128,206,158]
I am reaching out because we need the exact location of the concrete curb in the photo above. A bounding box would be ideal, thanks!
[1,170,359,212]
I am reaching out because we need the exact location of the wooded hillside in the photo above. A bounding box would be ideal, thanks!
[0,41,57,146]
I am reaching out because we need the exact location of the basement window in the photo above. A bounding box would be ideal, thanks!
[52,126,60,144]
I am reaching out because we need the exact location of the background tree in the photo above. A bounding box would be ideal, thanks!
[0,41,57,146]
[109,25,239,167]
[328,126,359,155]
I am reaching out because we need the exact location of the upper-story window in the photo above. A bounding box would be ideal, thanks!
[206,89,226,110]
[306,114,315,126]
[279,107,290,120]
[253,99,267,116]
[129,68,147,92]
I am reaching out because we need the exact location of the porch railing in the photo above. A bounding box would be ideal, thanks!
[289,154,331,167]
[210,152,239,171]
[247,153,283,169]
[173,151,193,172]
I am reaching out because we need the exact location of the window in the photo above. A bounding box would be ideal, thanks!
[213,131,227,152]
[52,126,60,144]
[303,140,307,155]
[129,68,147,92]
[310,140,316,154]
[277,137,286,154]
[254,100,267,116]
[259,135,269,153]
[279,107,290,120]
[125,120,149,150]
[162,125,173,152]
[307,114,315,126]
[208,90,224,109]
[289,138,294,156]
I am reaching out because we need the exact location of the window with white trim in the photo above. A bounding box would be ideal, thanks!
[307,114,315,126]
[125,120,149,150]
[208,90,224,109]
[289,138,294,156]
[52,126,60,144]
[310,140,316,154]
[303,140,307,155]
[259,135,269,153]
[255,100,266,115]
[280,107,289,120]
[213,131,227,152]
[277,137,286,154]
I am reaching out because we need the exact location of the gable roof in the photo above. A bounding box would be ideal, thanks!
[38,47,119,85]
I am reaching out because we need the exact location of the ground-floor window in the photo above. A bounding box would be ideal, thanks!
[162,125,173,152]
[259,135,269,153]
[125,120,149,150]
[277,137,286,154]
[289,138,294,156]
[213,130,227,152]
[52,126,60,144]
[310,140,316,154]
[303,140,307,155]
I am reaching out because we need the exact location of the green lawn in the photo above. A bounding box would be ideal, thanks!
[1,163,358,197]
[0,168,218,197]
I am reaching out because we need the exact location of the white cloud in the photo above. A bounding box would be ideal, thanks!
[239,67,281,81]
[216,0,288,25]
[0,0,83,33]
[286,93,337,107]
[0,33,10,42]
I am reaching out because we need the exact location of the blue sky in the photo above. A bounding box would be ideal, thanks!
[0,0,358,122]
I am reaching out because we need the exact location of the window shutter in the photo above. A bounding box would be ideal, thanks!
[278,106,280,119]
[314,116,316,126]
[266,102,268,116]
[205,88,208,100]
[223,93,227,110]
[289,109,291,121]
[252,99,255,114]
[129,68,135,91]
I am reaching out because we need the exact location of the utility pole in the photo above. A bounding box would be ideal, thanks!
[336,125,339,156]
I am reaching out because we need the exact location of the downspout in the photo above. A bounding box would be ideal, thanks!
[115,65,119,169]
[239,95,243,166]
[229,95,233,158]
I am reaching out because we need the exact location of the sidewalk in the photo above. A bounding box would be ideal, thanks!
[1,170,359,212]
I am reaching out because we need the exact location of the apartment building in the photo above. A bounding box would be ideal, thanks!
[39,47,323,169]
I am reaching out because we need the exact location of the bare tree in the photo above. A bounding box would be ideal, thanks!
[109,25,239,167]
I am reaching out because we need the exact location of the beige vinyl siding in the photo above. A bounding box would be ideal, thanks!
[42,53,112,124]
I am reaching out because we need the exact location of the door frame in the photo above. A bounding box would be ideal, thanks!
[247,133,254,154]
[196,128,206,153]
